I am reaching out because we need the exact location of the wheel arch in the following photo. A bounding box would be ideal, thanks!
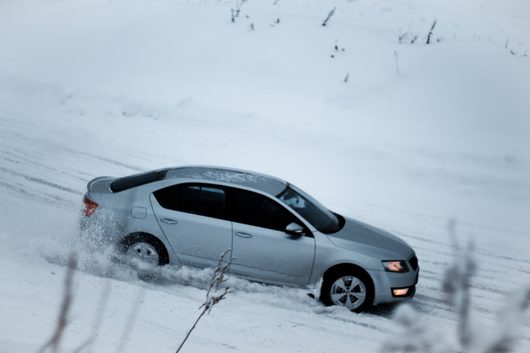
[322,263,376,303]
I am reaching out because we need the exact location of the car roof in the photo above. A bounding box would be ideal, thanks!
[165,166,288,196]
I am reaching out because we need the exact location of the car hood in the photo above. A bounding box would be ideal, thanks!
[326,216,413,259]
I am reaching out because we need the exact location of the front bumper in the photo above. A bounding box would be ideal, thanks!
[370,264,419,305]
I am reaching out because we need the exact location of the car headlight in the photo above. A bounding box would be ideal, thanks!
[382,260,409,273]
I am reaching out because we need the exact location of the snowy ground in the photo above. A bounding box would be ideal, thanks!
[0,0,529,352]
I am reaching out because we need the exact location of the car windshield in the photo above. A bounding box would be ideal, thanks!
[276,184,340,234]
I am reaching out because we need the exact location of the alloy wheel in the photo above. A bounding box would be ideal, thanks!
[125,241,160,265]
[330,275,367,311]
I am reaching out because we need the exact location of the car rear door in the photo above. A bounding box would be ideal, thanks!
[150,183,232,269]
[227,187,316,286]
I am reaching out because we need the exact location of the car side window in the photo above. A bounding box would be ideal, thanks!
[153,184,226,219]
[153,184,179,210]
[229,188,298,231]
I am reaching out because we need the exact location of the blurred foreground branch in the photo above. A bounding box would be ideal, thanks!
[37,253,78,353]
[381,220,530,353]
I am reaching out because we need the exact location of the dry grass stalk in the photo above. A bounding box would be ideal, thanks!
[175,249,232,353]
[322,7,337,27]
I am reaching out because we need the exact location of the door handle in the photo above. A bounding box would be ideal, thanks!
[160,218,178,224]
[235,231,252,238]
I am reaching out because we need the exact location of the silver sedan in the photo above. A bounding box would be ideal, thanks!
[81,166,419,312]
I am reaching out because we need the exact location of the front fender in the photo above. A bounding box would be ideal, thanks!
[309,233,383,285]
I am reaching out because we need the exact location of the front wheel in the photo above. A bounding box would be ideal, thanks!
[320,270,373,313]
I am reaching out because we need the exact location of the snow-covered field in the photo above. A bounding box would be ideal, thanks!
[1,0,529,352]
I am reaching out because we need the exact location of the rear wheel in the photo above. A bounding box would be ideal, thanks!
[125,241,160,265]
[121,233,169,266]
[321,269,373,313]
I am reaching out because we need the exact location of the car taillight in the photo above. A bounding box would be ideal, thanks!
[83,196,98,217]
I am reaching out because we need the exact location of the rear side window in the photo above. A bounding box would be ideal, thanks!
[180,185,225,219]
[153,184,179,210]
[110,169,169,193]
[154,184,226,219]
[229,189,297,231]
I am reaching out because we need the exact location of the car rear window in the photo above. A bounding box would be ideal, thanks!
[110,169,169,192]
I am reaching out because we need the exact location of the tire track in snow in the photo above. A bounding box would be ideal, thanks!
[0,165,82,195]
[2,113,529,352]
[61,147,144,173]
[0,149,91,182]
[0,115,142,175]
[0,180,71,205]
[0,114,144,207]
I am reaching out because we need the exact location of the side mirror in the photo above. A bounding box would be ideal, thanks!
[285,222,305,237]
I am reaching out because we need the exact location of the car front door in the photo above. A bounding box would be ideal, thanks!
[228,187,316,286]
[150,183,232,268]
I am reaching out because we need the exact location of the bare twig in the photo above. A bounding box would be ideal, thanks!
[441,221,476,349]
[484,285,530,353]
[72,279,112,353]
[37,253,78,353]
[398,31,408,44]
[230,0,246,23]
[230,9,238,23]
[393,50,399,74]
[175,309,208,353]
[457,242,474,349]
[115,288,146,353]
[175,249,232,353]
[201,250,232,313]
[321,7,336,27]
[426,20,437,45]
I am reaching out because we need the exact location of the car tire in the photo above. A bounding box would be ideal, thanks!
[121,233,169,266]
[320,268,374,313]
